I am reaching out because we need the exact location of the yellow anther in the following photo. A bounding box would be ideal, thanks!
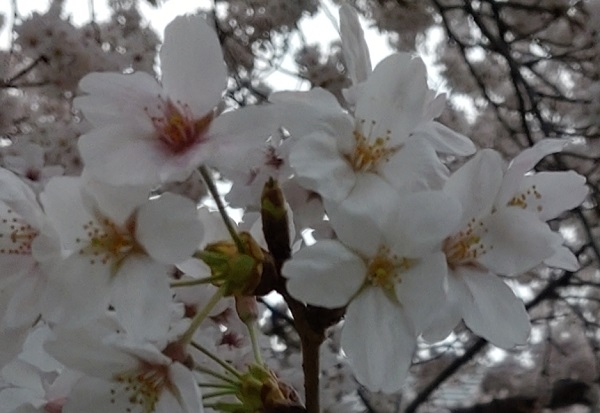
[348,119,399,173]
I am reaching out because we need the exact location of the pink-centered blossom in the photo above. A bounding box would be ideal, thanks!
[75,15,275,187]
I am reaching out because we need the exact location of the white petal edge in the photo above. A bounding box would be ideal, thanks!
[283,239,366,308]
[342,287,416,393]
[459,268,531,348]
[160,15,227,118]
[136,193,204,264]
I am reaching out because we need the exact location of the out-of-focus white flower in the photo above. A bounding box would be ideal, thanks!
[1,142,64,192]
[0,359,80,413]
[283,190,462,392]
[45,318,202,413]
[0,168,60,330]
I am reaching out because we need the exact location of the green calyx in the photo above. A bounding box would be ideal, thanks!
[197,232,264,296]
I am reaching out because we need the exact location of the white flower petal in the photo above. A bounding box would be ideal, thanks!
[3,273,46,328]
[136,193,204,264]
[388,191,461,257]
[0,387,42,412]
[289,132,356,202]
[460,268,531,348]
[444,149,504,225]
[78,124,165,186]
[544,246,579,271]
[62,376,136,413]
[478,208,561,275]
[0,168,43,227]
[207,105,279,171]
[283,240,366,308]
[167,363,204,413]
[340,4,371,85]
[160,15,226,118]
[269,88,354,140]
[1,360,44,393]
[517,171,588,221]
[82,172,152,226]
[45,254,112,326]
[496,138,566,206]
[380,138,448,193]
[342,287,416,393]
[422,271,466,342]
[40,177,94,251]
[75,72,162,130]
[0,327,29,368]
[325,173,397,256]
[395,252,447,332]
[411,121,476,156]
[45,333,137,379]
[508,138,566,174]
[111,256,171,342]
[355,53,428,142]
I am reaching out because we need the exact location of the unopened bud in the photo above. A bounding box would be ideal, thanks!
[261,178,291,262]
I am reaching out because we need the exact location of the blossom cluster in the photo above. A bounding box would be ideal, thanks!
[0,4,588,413]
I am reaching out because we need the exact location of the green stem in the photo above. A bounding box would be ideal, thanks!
[170,276,216,288]
[202,389,237,399]
[180,285,226,346]
[199,165,245,252]
[246,321,263,365]
[194,364,238,385]
[191,340,243,379]
[197,382,238,389]
[203,403,239,410]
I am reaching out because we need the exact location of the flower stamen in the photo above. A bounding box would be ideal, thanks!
[147,99,213,154]
[112,364,170,413]
[78,217,140,267]
[444,219,491,269]
[348,119,399,173]
[507,184,543,213]
[0,207,38,255]
[366,246,415,295]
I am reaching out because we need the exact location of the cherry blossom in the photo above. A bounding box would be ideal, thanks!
[0,168,60,330]
[283,190,462,392]
[0,3,594,412]
[75,14,275,187]
[40,176,203,334]
[425,140,588,347]
[279,53,475,220]
[45,317,202,413]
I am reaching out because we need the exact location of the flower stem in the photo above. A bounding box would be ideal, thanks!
[246,321,263,365]
[202,389,237,399]
[191,340,243,379]
[170,276,215,288]
[300,332,322,413]
[180,285,226,346]
[194,364,238,385]
[197,382,238,389]
[199,165,245,253]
